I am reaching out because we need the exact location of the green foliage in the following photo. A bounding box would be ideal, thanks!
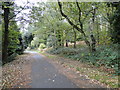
[47,44,119,75]
[7,22,20,56]
[2,2,25,64]
[47,47,79,55]
[76,67,81,71]
[106,2,120,44]
[98,29,111,45]
[2,21,22,57]
[46,35,57,48]
[112,5,120,44]
[2,28,22,64]
[38,43,46,49]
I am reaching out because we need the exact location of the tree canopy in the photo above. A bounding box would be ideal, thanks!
[1,1,120,76]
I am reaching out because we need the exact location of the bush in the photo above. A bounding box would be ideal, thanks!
[46,47,79,55]
[3,53,18,65]
[38,43,46,49]
[95,44,119,75]
[47,44,119,75]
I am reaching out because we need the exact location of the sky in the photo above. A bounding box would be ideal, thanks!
[14,0,47,6]
[13,0,120,4]
[14,0,50,33]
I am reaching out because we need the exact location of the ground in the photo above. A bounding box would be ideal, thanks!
[2,53,33,88]
[1,51,118,88]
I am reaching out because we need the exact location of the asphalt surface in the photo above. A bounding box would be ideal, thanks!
[27,51,78,88]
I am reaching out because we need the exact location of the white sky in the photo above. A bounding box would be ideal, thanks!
[14,0,120,3]
[14,0,50,33]
[14,0,48,6]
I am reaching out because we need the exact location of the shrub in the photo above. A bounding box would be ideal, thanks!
[47,47,79,55]
[46,44,119,75]
[38,43,46,49]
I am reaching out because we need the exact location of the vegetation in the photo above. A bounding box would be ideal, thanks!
[41,52,118,88]
[1,1,119,88]
[2,2,27,64]
[25,2,119,76]
[47,44,119,75]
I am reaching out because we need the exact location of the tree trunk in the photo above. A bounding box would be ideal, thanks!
[56,30,62,47]
[73,29,76,48]
[91,35,96,52]
[2,3,10,62]
[96,22,99,45]
[58,34,61,47]
[90,6,96,52]
[58,1,91,51]
[65,40,68,47]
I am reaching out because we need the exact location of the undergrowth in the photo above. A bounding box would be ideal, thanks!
[47,44,120,76]
[2,53,18,65]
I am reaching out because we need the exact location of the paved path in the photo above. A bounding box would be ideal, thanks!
[26,51,78,88]
[24,51,106,88]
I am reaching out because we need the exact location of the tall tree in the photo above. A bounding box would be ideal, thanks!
[2,1,29,62]
[2,2,10,61]
[57,1,98,52]
[111,2,120,44]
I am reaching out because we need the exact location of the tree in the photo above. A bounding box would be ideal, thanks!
[2,1,28,63]
[2,2,10,61]
[8,23,20,56]
[20,2,118,52]
[57,1,99,52]
[111,2,120,44]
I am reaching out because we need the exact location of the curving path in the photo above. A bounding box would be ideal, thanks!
[26,51,78,88]
[24,51,106,88]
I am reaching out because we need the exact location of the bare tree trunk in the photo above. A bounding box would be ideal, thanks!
[90,5,96,52]
[65,40,68,47]
[56,29,62,47]
[73,29,76,48]
[54,29,57,49]
[61,39,64,47]
[2,3,10,62]
[61,31,64,47]
[58,34,61,47]
[96,22,99,45]
[91,35,96,52]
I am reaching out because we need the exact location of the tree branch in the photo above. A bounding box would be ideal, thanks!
[57,0,84,33]
[82,7,98,22]
[57,0,91,49]
[9,2,29,20]
[76,0,83,30]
